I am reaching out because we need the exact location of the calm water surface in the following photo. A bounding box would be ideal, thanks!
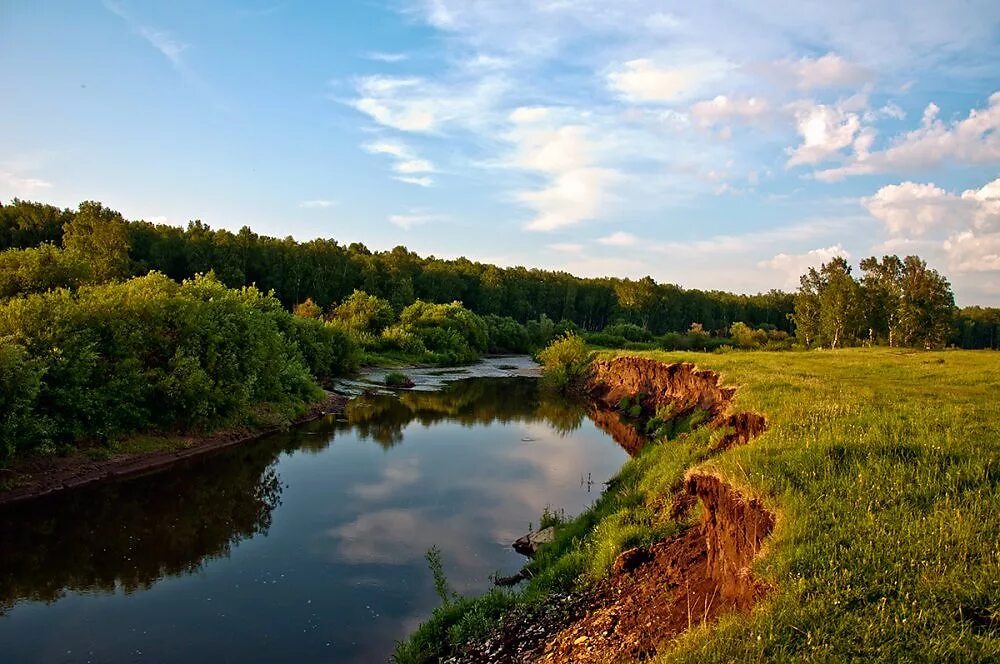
[0,375,630,663]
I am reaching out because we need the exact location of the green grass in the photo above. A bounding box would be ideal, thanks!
[646,348,1000,662]
[395,348,1000,662]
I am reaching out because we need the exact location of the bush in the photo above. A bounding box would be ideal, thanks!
[584,332,627,348]
[281,316,360,383]
[483,315,531,353]
[0,341,48,461]
[385,371,414,388]
[537,333,591,391]
[330,290,395,334]
[0,244,92,298]
[401,300,488,357]
[0,272,357,462]
[603,322,652,342]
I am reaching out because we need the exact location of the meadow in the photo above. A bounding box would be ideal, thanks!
[397,347,1000,662]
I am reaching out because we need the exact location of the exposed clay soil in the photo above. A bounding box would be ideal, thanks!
[586,357,736,420]
[449,475,774,663]
[449,357,775,663]
[0,392,347,507]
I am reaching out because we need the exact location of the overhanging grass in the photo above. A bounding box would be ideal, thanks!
[396,348,1000,662]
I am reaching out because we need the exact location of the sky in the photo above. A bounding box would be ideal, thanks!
[1,1,998,305]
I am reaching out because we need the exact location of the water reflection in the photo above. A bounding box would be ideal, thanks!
[338,377,586,447]
[0,441,282,613]
[0,376,632,664]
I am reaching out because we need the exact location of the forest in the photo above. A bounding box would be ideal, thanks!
[0,198,997,463]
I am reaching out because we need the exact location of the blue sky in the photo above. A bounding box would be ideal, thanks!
[1,1,998,304]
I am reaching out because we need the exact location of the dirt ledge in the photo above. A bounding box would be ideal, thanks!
[0,391,347,507]
[449,356,776,663]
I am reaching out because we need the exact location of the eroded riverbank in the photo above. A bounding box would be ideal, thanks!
[404,356,776,663]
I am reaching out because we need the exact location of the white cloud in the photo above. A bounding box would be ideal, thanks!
[944,231,1000,272]
[366,51,408,63]
[759,244,852,288]
[389,211,443,229]
[547,242,584,253]
[395,175,434,187]
[597,231,637,246]
[862,181,957,236]
[104,1,188,66]
[785,101,862,166]
[765,53,872,90]
[607,58,726,103]
[506,117,619,232]
[137,26,188,65]
[520,167,616,231]
[363,140,435,185]
[814,92,1000,181]
[690,95,771,126]
[0,170,53,193]
[864,177,1000,273]
[299,199,336,208]
[509,106,550,124]
[395,158,435,174]
[350,74,506,133]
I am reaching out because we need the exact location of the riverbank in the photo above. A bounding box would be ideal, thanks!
[0,391,347,506]
[397,348,1000,663]
[0,356,541,507]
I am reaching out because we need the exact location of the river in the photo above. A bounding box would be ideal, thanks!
[0,359,630,663]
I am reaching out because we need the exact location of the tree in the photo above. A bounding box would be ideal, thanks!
[0,244,91,298]
[818,257,863,349]
[792,267,823,347]
[62,201,130,282]
[293,297,323,319]
[859,256,903,346]
[896,256,954,348]
[330,290,395,334]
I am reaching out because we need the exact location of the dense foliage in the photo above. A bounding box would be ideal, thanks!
[537,333,592,391]
[0,199,795,335]
[793,255,958,349]
[0,273,358,463]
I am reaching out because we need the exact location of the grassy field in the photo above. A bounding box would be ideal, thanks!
[396,348,1000,662]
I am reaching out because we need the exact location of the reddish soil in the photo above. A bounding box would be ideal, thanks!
[450,476,775,664]
[447,357,775,663]
[586,356,736,419]
[0,392,347,507]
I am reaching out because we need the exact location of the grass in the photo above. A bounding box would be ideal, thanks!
[395,348,1000,662]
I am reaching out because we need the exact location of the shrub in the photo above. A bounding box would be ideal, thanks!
[385,371,414,388]
[603,322,652,342]
[330,290,395,334]
[0,272,355,462]
[537,333,591,391]
[483,315,531,353]
[0,244,92,298]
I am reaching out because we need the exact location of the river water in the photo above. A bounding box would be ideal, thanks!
[0,362,629,663]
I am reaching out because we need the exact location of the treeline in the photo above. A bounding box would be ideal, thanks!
[792,256,960,349]
[0,199,794,334]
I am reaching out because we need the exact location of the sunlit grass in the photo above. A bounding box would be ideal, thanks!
[637,348,1000,662]
[396,348,1000,662]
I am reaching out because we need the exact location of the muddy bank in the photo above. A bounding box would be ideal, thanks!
[448,356,775,662]
[0,392,346,507]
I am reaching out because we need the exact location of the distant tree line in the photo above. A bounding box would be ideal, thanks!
[0,199,795,335]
